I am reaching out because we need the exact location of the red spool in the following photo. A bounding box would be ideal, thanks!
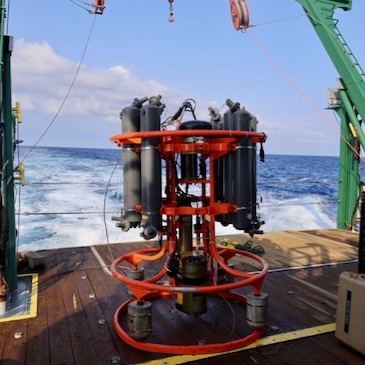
[230,0,250,31]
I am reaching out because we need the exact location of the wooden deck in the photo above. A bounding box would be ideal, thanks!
[1,229,364,365]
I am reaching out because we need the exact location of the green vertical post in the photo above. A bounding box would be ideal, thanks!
[2,35,17,291]
[295,0,364,119]
[337,106,359,229]
[296,0,364,230]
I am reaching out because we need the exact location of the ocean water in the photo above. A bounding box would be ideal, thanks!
[15,146,338,252]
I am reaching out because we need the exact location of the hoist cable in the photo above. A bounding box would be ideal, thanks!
[5,0,10,35]
[248,13,307,28]
[103,156,123,262]
[70,0,99,14]
[244,29,365,165]
[20,13,98,164]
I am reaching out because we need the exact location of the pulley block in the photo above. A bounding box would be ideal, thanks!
[230,0,250,31]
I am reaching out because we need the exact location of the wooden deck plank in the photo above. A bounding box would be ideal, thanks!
[94,243,276,362]
[83,246,163,365]
[0,229,363,365]
[71,247,126,365]
[259,340,324,365]
[264,271,336,326]
[1,320,27,365]
[307,334,365,365]
[94,229,363,365]
[257,323,345,365]
[288,262,357,301]
[0,321,7,361]
[192,350,273,365]
[302,229,359,247]
[46,250,75,365]
[221,230,358,269]
[57,248,100,365]
[25,267,50,365]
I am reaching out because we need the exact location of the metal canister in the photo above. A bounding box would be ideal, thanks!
[126,267,145,296]
[246,292,269,329]
[127,300,152,340]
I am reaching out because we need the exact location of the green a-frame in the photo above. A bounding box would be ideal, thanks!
[296,0,364,230]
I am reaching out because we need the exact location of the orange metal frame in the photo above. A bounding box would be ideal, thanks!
[110,129,268,354]
[93,0,105,14]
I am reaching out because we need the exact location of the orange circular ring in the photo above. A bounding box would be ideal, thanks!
[114,290,266,354]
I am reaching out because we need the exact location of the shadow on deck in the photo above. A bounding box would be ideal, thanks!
[0,229,363,365]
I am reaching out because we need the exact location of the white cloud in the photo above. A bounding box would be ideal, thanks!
[258,115,339,155]
[12,39,186,122]
[11,39,340,155]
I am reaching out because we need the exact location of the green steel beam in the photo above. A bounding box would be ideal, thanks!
[0,0,17,291]
[295,0,364,122]
[336,104,359,229]
[2,35,17,291]
[339,89,365,148]
[296,0,364,230]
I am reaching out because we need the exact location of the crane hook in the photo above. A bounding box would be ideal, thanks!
[168,0,175,22]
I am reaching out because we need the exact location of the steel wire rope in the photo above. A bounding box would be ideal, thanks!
[331,100,365,181]
[218,293,236,342]
[24,181,120,186]
[6,0,118,276]
[21,178,340,185]
[243,9,364,164]
[19,13,98,164]
[247,13,307,28]
[48,156,125,275]
[102,156,123,263]
[20,211,120,216]
[331,109,342,129]
[208,106,338,217]
[258,178,338,184]
[2,0,21,262]
[300,12,365,184]
[15,198,338,216]
[247,11,364,76]
[15,120,22,252]
[11,12,98,257]
[5,0,10,35]
[167,104,339,219]
[14,157,340,217]
[243,28,365,165]
[70,0,98,14]
[261,200,337,208]
[0,161,9,188]
[249,138,262,228]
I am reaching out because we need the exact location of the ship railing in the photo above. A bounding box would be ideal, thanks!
[16,178,339,216]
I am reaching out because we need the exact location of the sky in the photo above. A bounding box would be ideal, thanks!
[7,0,365,156]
